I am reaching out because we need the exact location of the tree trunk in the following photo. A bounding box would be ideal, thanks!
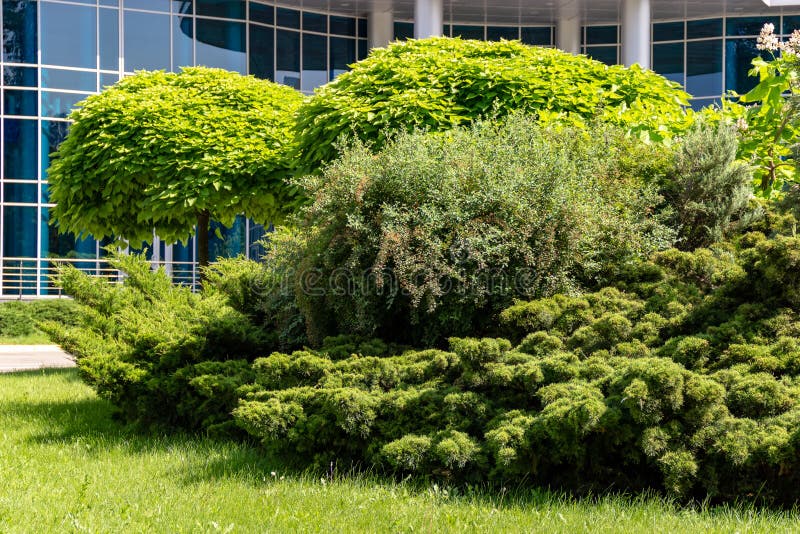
[197,210,210,285]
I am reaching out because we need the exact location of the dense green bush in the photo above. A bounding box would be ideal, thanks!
[278,115,675,346]
[0,299,80,338]
[234,232,800,504]
[41,253,269,434]
[295,38,692,169]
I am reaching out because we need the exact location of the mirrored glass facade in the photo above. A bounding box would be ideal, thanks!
[1,1,799,295]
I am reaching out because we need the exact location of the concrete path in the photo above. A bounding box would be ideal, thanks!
[0,345,75,373]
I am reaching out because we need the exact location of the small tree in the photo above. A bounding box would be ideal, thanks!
[47,67,304,269]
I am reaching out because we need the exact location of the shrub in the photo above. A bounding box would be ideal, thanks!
[295,38,691,169]
[233,234,800,504]
[0,299,80,338]
[42,253,269,434]
[280,115,675,346]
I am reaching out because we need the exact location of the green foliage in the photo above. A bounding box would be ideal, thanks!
[0,299,80,339]
[234,233,800,504]
[295,38,692,169]
[48,67,304,248]
[280,115,675,346]
[41,253,268,433]
[659,120,753,250]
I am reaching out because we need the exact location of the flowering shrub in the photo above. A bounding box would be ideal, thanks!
[234,231,800,503]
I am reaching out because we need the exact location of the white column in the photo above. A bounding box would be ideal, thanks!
[556,16,581,54]
[368,9,394,50]
[414,0,443,39]
[621,0,651,68]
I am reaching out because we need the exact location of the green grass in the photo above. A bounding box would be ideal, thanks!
[0,332,52,345]
[1,369,798,533]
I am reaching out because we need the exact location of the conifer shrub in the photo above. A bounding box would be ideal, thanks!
[234,232,800,504]
[41,253,269,434]
[295,37,692,170]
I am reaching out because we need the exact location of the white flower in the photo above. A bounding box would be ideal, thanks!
[736,117,749,132]
[270,471,277,477]
[757,23,780,51]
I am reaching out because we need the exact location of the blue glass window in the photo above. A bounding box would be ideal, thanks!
[208,216,246,260]
[302,33,327,92]
[100,73,120,88]
[358,40,367,61]
[4,183,37,203]
[3,205,37,259]
[173,1,192,16]
[196,19,246,73]
[303,12,327,33]
[358,18,367,38]
[727,17,779,37]
[653,21,684,42]
[3,119,37,180]
[126,0,169,11]
[196,0,244,19]
[726,39,767,95]
[2,0,37,63]
[687,39,722,97]
[585,26,617,45]
[276,29,300,89]
[41,120,70,180]
[394,22,413,41]
[250,2,273,25]
[101,0,119,6]
[487,26,518,41]
[330,15,356,36]
[100,8,120,71]
[452,25,484,40]
[276,7,300,29]
[41,2,96,69]
[784,16,800,35]
[41,92,89,119]
[41,68,96,91]
[690,97,720,111]
[521,27,551,46]
[586,46,618,65]
[3,66,37,87]
[687,19,722,40]
[3,89,37,116]
[40,208,97,260]
[330,37,355,79]
[653,42,684,85]
[173,15,194,70]
[248,221,271,260]
[125,11,170,71]
[249,25,274,80]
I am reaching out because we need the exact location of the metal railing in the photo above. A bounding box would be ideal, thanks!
[0,257,200,298]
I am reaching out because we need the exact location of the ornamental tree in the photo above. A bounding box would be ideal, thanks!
[294,37,693,170]
[47,66,304,268]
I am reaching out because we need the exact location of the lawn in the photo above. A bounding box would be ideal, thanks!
[0,370,798,533]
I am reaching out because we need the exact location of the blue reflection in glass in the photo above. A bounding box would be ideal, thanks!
[41,207,98,259]
[3,89,37,116]
[690,97,721,111]
[100,73,120,88]
[250,2,273,25]
[521,27,552,46]
[303,12,326,33]
[687,19,722,40]
[41,91,90,119]
[276,29,300,89]
[585,25,617,45]
[653,42,684,85]
[3,66,37,87]
[727,17,779,37]
[2,0,37,63]
[394,21,413,40]
[725,39,767,95]
[3,119,38,179]
[250,24,275,80]
[100,8,120,71]
[784,16,800,35]
[4,205,37,258]
[277,7,300,29]
[196,18,246,73]
[208,216,245,261]
[653,21,684,42]
[4,183,37,203]
[358,40,367,61]
[125,11,170,71]
[330,37,355,79]
[487,26,518,41]
[586,46,618,65]
[41,2,96,69]
[197,0,244,19]
[358,18,367,38]
[126,0,169,11]
[686,40,722,97]
[452,25,483,40]
[41,120,70,180]
[173,15,194,70]
[330,15,355,36]
[302,33,327,92]
[42,68,97,91]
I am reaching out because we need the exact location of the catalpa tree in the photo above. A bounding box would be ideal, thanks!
[48,66,304,268]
